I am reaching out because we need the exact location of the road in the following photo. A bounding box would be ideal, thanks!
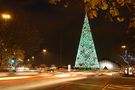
[0,72,88,90]
[0,71,135,90]
[31,75,135,90]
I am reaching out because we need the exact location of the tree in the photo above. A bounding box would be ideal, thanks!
[0,17,42,66]
[0,47,25,66]
[48,0,134,28]
[75,14,99,69]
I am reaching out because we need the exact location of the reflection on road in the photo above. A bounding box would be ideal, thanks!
[0,71,116,90]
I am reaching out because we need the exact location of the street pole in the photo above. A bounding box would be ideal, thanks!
[120,55,130,67]
[60,32,63,67]
[0,13,11,66]
[121,45,130,67]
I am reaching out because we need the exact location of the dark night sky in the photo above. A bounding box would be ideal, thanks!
[0,0,134,66]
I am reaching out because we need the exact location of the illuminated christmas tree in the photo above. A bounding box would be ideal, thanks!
[75,13,99,69]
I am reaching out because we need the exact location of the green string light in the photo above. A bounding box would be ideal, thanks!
[75,13,99,69]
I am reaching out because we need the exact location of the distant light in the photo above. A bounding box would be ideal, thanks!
[11,66,16,71]
[68,64,71,72]
[1,13,11,20]
[100,61,113,69]
[54,73,71,78]
[124,68,128,74]
[5,48,7,51]
[11,60,15,64]
[16,67,30,72]
[43,49,47,53]
[121,45,127,49]
[27,59,30,62]
[32,56,35,59]
[129,67,133,75]
[99,60,118,70]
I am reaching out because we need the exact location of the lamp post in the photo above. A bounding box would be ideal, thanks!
[1,13,11,22]
[42,49,47,64]
[120,45,134,75]
[43,49,47,54]
[32,56,35,60]
[0,13,12,66]
[1,13,12,25]
[121,45,127,49]
[42,49,47,57]
[120,45,129,67]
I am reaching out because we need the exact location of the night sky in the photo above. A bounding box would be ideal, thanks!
[0,0,134,66]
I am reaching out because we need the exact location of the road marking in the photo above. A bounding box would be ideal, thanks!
[55,82,103,90]
[102,84,135,90]
[102,84,110,90]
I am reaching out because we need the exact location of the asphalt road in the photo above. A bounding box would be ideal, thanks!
[1,72,135,90]
[31,76,135,90]
[0,72,87,90]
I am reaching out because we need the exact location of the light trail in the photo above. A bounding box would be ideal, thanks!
[0,76,36,80]
[1,76,87,90]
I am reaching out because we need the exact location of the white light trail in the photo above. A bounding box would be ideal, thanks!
[1,77,87,90]
[0,76,35,80]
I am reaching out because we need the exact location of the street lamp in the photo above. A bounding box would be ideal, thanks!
[42,49,47,54]
[1,14,11,20]
[120,45,131,75]
[120,45,129,66]
[121,45,128,61]
[1,13,12,23]
[42,49,47,64]
[0,13,12,66]
[32,56,35,60]
[121,45,127,49]
[27,59,30,62]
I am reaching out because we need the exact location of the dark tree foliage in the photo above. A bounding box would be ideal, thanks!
[0,18,42,65]
[48,0,135,28]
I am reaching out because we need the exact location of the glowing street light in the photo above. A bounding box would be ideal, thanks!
[27,59,30,62]
[42,49,47,63]
[1,13,12,26]
[43,49,47,53]
[120,45,130,67]
[0,13,12,66]
[121,45,127,49]
[32,56,35,60]
[1,13,11,20]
